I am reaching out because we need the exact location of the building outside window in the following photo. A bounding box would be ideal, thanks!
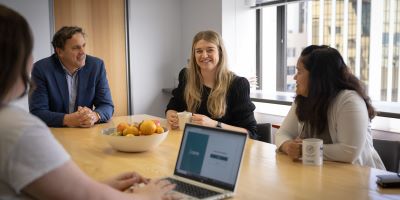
[257,0,400,105]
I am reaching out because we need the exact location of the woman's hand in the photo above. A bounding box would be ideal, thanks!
[191,114,217,127]
[166,110,179,130]
[281,138,303,160]
[131,179,177,200]
[103,171,149,191]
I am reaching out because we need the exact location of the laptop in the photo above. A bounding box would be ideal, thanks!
[165,123,247,200]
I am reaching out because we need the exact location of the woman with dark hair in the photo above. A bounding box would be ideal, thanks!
[275,45,385,169]
[0,5,176,200]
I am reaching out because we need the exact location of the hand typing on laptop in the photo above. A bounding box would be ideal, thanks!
[102,171,149,191]
[129,179,181,200]
[103,172,179,200]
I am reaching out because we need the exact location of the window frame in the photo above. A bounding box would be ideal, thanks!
[254,0,400,119]
[255,5,287,91]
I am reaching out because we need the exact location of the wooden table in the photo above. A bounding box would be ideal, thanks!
[50,115,400,200]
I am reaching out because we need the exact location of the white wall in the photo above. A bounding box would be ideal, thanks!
[180,0,256,77]
[181,0,222,66]
[222,0,256,78]
[128,0,181,117]
[0,0,52,61]
[0,0,52,111]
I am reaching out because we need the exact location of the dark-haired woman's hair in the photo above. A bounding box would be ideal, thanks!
[0,5,33,103]
[295,45,375,135]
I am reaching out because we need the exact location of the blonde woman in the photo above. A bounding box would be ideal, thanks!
[166,30,257,137]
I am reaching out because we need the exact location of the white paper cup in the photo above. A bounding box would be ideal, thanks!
[177,111,192,130]
[302,138,323,166]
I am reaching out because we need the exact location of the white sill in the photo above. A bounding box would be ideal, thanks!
[250,90,400,118]
[253,102,400,134]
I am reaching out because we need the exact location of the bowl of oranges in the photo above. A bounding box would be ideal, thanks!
[101,119,168,152]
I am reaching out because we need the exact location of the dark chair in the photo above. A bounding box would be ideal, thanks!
[373,139,400,173]
[253,123,272,143]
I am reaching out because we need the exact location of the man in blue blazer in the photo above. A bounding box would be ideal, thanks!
[29,26,114,127]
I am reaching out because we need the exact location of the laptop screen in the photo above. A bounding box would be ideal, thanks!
[174,124,247,191]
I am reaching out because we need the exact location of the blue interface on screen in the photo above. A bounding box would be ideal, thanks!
[176,128,245,185]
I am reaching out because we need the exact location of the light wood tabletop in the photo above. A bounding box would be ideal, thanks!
[50,115,400,200]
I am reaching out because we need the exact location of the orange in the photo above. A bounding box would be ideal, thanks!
[117,122,130,133]
[123,126,139,136]
[131,126,140,136]
[131,122,140,129]
[140,120,157,135]
[155,126,164,134]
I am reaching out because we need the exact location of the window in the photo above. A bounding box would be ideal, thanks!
[287,47,296,57]
[256,0,400,106]
[287,65,296,75]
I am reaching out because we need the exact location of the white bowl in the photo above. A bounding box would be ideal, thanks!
[101,127,169,152]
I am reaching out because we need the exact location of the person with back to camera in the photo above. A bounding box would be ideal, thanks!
[29,25,114,128]
[165,30,257,138]
[0,4,177,200]
[275,45,385,169]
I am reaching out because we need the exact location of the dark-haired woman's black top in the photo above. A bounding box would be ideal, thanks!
[166,68,257,138]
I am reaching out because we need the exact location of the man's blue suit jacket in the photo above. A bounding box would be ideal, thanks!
[29,54,114,127]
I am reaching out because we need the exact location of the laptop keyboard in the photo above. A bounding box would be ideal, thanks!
[165,178,221,198]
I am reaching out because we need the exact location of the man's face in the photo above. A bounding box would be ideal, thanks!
[57,33,86,71]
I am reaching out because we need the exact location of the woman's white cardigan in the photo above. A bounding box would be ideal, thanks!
[275,90,385,170]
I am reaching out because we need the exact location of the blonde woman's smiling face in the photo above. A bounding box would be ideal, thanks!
[194,39,219,72]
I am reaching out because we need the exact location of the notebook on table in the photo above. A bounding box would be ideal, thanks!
[165,123,247,200]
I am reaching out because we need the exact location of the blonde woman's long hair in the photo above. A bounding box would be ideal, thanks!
[184,30,234,118]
